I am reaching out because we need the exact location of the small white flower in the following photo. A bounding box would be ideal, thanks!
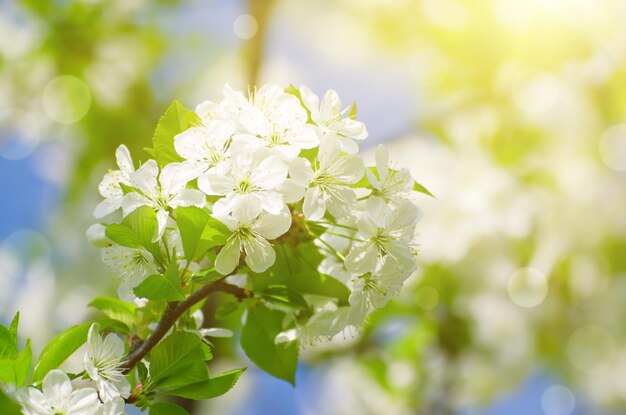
[101,245,156,301]
[345,197,419,275]
[348,256,412,321]
[214,204,292,275]
[366,145,415,204]
[96,397,127,415]
[83,324,130,402]
[290,135,364,220]
[226,84,319,160]
[198,149,288,216]
[276,307,353,346]
[16,370,100,415]
[122,160,206,241]
[94,145,135,219]
[299,86,368,153]
[174,120,234,175]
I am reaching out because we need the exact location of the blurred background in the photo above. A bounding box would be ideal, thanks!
[1,0,626,414]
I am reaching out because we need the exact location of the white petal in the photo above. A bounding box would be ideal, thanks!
[121,192,152,217]
[200,328,233,338]
[384,200,419,231]
[256,191,285,215]
[318,134,341,169]
[169,188,206,208]
[375,144,389,182]
[42,370,73,408]
[254,208,292,240]
[16,387,49,415]
[98,171,123,199]
[67,387,100,414]
[93,197,122,219]
[115,144,134,177]
[332,154,364,184]
[320,89,342,120]
[230,134,264,155]
[213,213,239,232]
[326,186,357,219]
[253,156,288,189]
[288,157,314,186]
[279,178,305,203]
[299,85,320,115]
[243,237,276,273]
[154,209,169,241]
[215,237,241,275]
[198,172,235,196]
[239,105,271,137]
[97,397,126,415]
[303,186,326,220]
[287,124,319,149]
[338,137,359,154]
[345,242,378,275]
[130,160,159,197]
[174,127,210,161]
[365,167,381,190]
[365,196,389,226]
[86,224,109,248]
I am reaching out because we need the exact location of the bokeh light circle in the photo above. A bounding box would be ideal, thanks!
[507,267,548,308]
[415,286,439,310]
[42,75,92,124]
[541,384,576,415]
[233,14,258,39]
[599,124,626,172]
[567,325,616,373]
[0,108,40,160]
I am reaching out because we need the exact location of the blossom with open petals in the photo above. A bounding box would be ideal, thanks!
[122,160,205,241]
[83,324,130,402]
[213,204,291,274]
[366,145,415,204]
[16,370,99,415]
[101,245,156,301]
[94,145,134,219]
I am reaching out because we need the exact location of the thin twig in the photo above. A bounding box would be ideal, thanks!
[121,279,251,373]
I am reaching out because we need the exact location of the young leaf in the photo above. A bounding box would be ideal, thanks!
[88,296,137,328]
[9,312,19,340]
[348,101,357,120]
[260,286,309,311]
[148,331,208,388]
[176,206,211,260]
[149,402,190,415]
[240,305,298,385]
[153,100,200,167]
[0,325,18,360]
[15,339,31,387]
[0,360,15,384]
[413,180,434,197]
[165,367,246,400]
[133,261,185,301]
[105,224,142,248]
[123,206,159,248]
[200,217,231,249]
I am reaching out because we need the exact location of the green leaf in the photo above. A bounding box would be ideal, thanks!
[148,332,208,388]
[105,206,159,251]
[165,368,246,400]
[240,305,298,385]
[413,180,434,197]
[200,217,231,249]
[32,322,91,384]
[149,402,190,415]
[0,387,22,415]
[0,360,15,384]
[260,286,309,311]
[252,244,350,305]
[88,296,137,328]
[215,300,241,320]
[153,100,200,167]
[133,261,184,301]
[136,361,149,384]
[0,325,17,360]
[9,313,19,340]
[15,340,31,387]
[176,207,211,260]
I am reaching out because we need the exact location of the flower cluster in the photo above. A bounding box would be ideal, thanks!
[17,325,128,415]
[90,84,424,340]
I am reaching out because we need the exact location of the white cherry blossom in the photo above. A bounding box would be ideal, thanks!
[83,324,130,402]
[290,135,364,220]
[366,145,415,204]
[174,119,234,175]
[213,204,291,275]
[198,149,288,216]
[122,160,205,241]
[101,245,156,301]
[16,370,100,415]
[299,86,368,153]
[94,145,135,219]
[96,397,127,415]
[345,197,420,275]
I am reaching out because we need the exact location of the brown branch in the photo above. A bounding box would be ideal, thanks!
[121,279,252,373]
